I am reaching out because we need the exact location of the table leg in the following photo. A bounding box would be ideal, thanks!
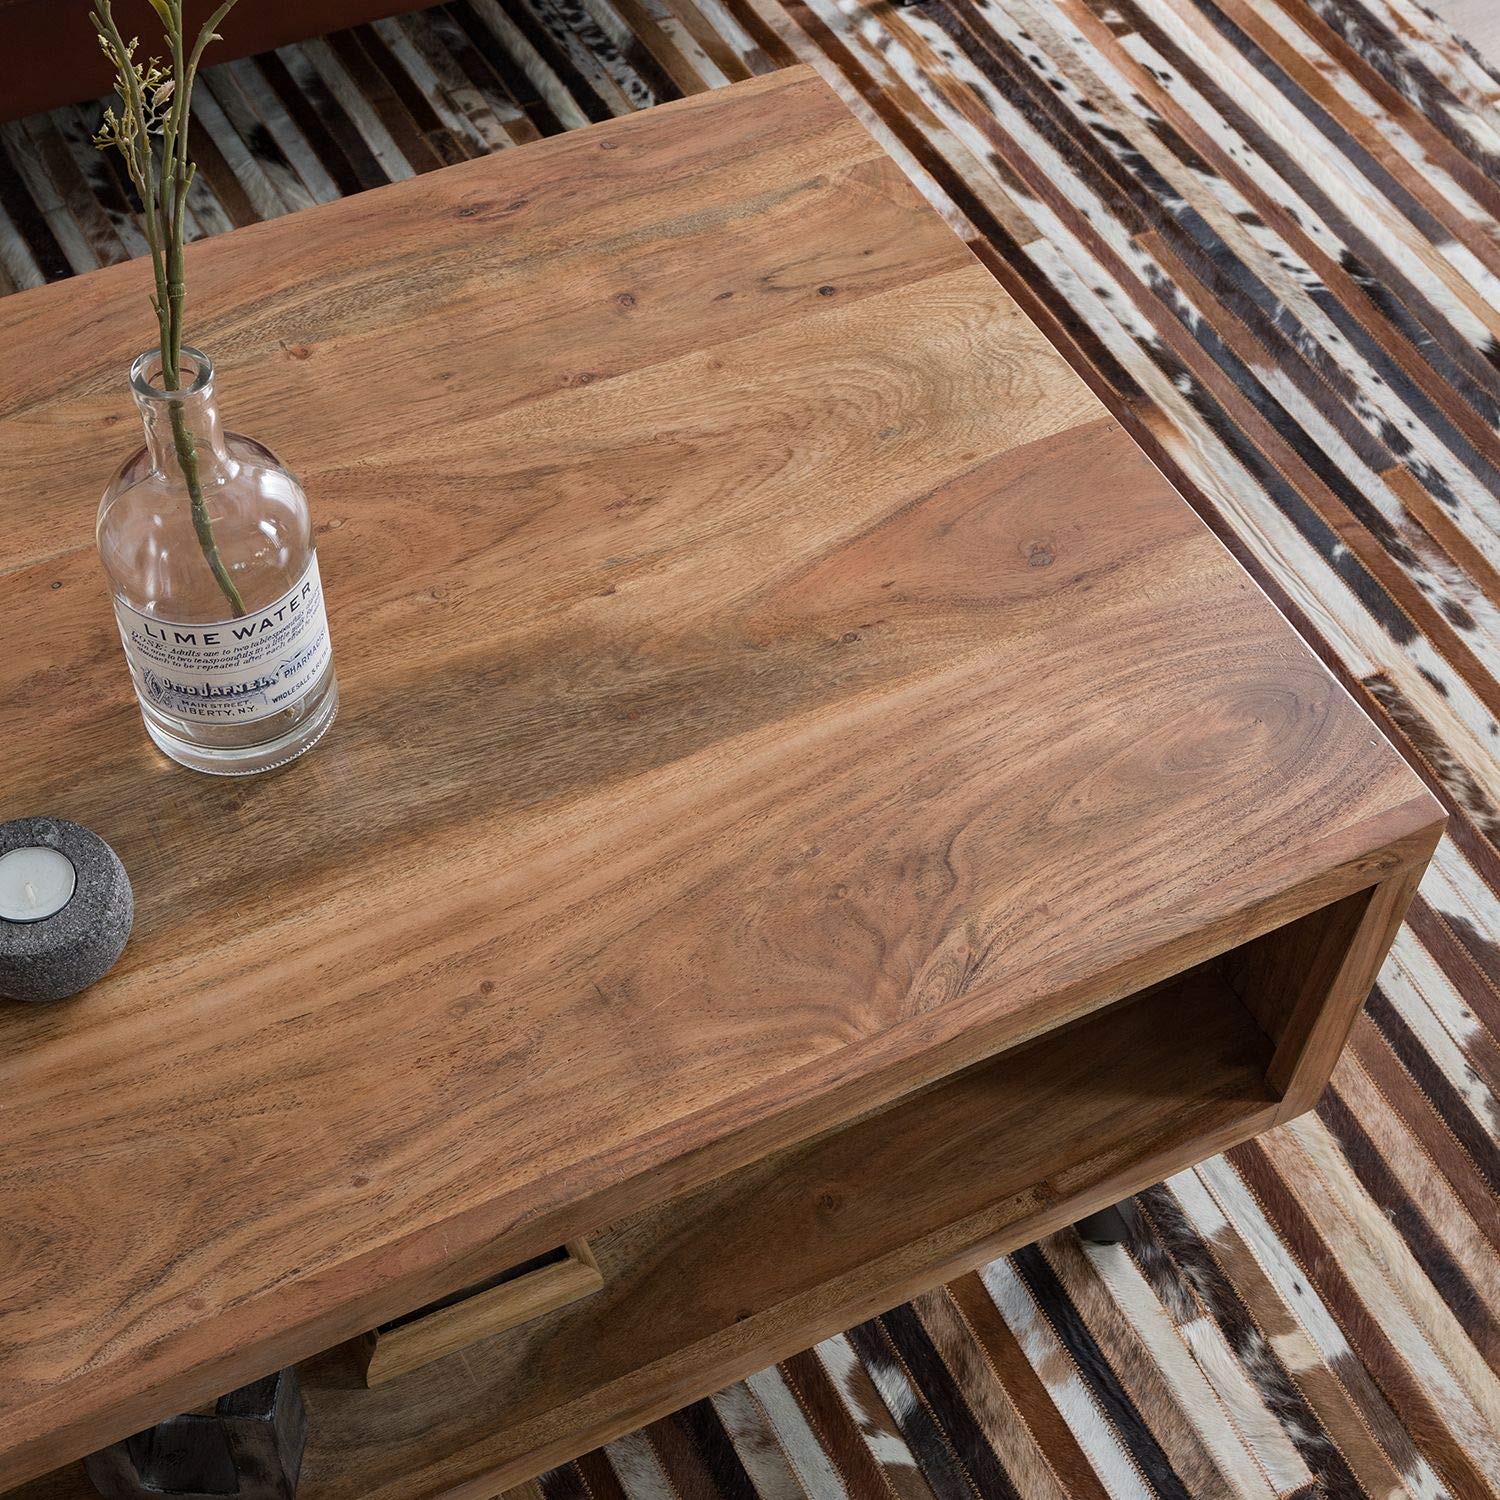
[83,1369,307,1500]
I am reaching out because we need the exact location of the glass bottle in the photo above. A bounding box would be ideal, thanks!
[97,348,338,775]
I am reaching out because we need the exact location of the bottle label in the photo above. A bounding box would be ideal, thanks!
[113,556,333,725]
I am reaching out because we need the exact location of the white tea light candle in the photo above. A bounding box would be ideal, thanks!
[0,819,133,1003]
[0,846,77,923]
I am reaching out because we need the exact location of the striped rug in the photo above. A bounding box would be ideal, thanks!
[4,0,1499,1495]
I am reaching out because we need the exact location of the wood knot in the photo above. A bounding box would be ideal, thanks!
[1023,539,1054,568]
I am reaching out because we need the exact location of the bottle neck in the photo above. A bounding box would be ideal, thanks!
[131,347,231,480]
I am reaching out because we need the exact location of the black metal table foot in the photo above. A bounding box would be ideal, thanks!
[1073,1199,1137,1246]
[84,1368,306,1499]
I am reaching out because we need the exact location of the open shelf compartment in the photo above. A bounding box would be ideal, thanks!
[12,884,1391,1500]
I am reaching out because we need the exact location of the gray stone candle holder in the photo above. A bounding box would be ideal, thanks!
[0,818,133,1003]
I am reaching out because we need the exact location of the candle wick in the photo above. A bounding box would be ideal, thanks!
[23,880,38,908]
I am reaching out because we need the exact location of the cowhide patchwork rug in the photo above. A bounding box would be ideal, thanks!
[2,0,1498,1494]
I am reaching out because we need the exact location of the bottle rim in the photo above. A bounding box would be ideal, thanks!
[129,347,214,404]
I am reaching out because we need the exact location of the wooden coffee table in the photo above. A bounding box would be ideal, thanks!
[0,67,1442,1500]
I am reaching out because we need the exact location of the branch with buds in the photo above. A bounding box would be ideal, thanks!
[91,0,245,616]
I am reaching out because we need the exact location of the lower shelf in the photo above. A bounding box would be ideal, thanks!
[11,962,1278,1499]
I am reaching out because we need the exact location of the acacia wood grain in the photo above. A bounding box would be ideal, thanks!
[9,966,1280,1500]
[1269,852,1442,1112]
[1221,829,1442,1119]
[0,65,1441,1489]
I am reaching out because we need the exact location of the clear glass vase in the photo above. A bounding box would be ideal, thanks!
[97,348,338,775]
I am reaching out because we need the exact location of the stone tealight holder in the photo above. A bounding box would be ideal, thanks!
[0,817,133,1003]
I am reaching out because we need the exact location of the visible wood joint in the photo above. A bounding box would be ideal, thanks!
[1216,819,1441,1123]
[358,1238,604,1387]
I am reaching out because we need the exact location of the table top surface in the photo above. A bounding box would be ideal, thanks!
[0,66,1437,1483]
